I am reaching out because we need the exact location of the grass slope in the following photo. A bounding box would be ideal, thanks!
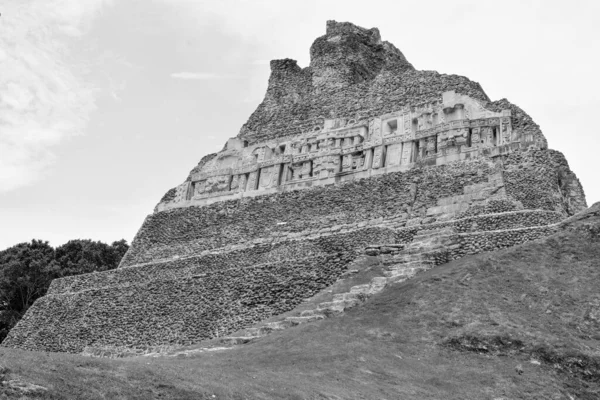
[1,205,599,399]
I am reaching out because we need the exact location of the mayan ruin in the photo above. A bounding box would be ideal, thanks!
[2,20,588,354]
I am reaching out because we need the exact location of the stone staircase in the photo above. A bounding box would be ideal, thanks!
[206,225,458,351]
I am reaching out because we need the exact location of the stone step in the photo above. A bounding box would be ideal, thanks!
[370,277,388,290]
[284,315,324,325]
[349,284,371,294]
[384,259,428,267]
[368,278,388,293]
[408,234,455,246]
[243,328,261,337]
[263,320,294,331]
[383,267,420,278]
[392,253,426,262]
[405,239,438,250]
[391,253,439,268]
[300,309,324,317]
[317,299,359,312]
[243,324,283,336]
[316,301,345,313]
[333,292,362,302]
[385,275,409,284]
[217,236,455,349]
[219,336,259,346]
[372,276,388,284]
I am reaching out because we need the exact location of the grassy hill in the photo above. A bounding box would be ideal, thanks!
[1,204,599,399]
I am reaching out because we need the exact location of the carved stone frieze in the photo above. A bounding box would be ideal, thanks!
[162,91,516,206]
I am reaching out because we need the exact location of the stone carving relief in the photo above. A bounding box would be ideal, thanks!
[230,175,240,192]
[342,154,352,171]
[501,117,512,143]
[368,118,382,141]
[173,183,190,203]
[238,174,248,192]
[252,147,267,163]
[247,171,258,191]
[471,128,481,146]
[385,143,400,167]
[403,112,412,135]
[259,166,279,189]
[372,146,384,169]
[313,156,340,178]
[301,161,312,177]
[194,180,206,198]
[196,175,230,196]
[425,136,437,156]
[481,127,493,148]
[400,142,412,165]
[289,162,303,181]
[351,152,365,170]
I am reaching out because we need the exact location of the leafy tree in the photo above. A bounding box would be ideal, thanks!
[0,238,129,342]
[52,239,129,278]
[0,240,55,341]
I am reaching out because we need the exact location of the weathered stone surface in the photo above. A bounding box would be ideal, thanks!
[2,21,587,354]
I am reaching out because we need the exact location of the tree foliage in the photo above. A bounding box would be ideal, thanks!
[0,239,129,342]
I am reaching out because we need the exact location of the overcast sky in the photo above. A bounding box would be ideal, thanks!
[0,0,598,250]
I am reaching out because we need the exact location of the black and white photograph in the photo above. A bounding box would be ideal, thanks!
[0,1,598,398]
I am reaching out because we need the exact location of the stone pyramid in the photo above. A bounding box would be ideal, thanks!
[3,21,586,353]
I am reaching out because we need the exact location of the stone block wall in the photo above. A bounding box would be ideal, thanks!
[3,148,584,354]
[125,148,583,269]
[50,228,397,295]
[3,228,398,353]
[452,225,560,259]
[457,199,520,218]
[6,209,566,354]
[121,158,496,267]
[502,149,587,215]
[8,256,341,353]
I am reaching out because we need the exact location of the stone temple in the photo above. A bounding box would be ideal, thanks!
[3,21,587,353]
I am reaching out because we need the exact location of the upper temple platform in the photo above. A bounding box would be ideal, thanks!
[156,90,544,212]
[155,21,550,212]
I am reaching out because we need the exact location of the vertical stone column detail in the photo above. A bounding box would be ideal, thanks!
[247,171,259,191]
[372,146,384,169]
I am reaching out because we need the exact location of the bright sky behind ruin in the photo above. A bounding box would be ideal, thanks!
[0,0,599,250]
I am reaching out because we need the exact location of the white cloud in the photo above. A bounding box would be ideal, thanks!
[170,72,220,80]
[170,72,240,80]
[0,0,111,193]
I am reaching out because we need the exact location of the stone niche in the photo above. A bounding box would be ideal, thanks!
[157,91,518,210]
